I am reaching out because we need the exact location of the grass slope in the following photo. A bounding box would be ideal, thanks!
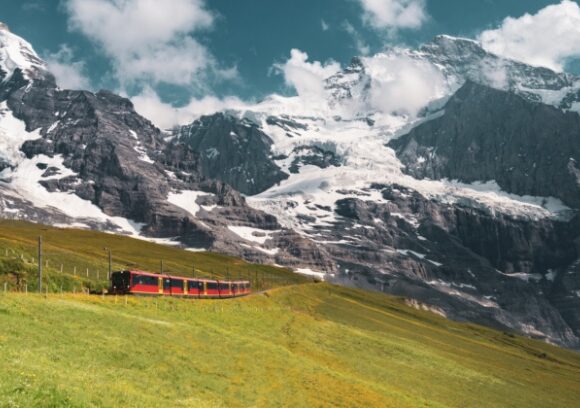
[1,284,579,407]
[0,220,308,292]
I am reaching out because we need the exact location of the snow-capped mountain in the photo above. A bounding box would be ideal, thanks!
[1,23,580,348]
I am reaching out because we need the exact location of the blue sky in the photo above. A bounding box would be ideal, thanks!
[1,0,579,123]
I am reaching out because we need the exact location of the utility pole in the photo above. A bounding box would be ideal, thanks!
[192,263,195,278]
[104,247,112,279]
[37,236,42,293]
[160,259,164,275]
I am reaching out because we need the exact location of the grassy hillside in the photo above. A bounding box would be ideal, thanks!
[0,285,578,407]
[1,221,579,407]
[0,220,308,292]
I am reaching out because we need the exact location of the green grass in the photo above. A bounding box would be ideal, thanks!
[0,220,579,407]
[0,220,309,292]
[0,284,579,407]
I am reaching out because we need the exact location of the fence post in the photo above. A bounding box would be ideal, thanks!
[74,266,77,276]
[86,268,89,278]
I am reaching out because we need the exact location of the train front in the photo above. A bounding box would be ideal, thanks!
[110,270,131,294]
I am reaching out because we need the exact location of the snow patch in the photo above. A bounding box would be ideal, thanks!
[227,226,278,244]
[295,268,327,280]
[0,102,42,166]
[0,27,46,82]
[167,190,210,218]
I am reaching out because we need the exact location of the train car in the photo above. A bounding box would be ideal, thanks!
[110,270,251,299]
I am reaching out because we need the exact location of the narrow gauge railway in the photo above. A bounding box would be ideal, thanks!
[110,270,251,298]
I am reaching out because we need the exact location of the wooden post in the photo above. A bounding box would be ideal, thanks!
[74,266,77,276]
[108,249,112,279]
[38,236,42,293]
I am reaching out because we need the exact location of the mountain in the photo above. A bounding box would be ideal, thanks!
[1,24,580,348]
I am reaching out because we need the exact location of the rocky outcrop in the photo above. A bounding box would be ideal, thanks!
[321,184,580,347]
[389,81,580,207]
[172,113,288,195]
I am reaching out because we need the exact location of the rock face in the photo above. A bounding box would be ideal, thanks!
[389,81,580,207]
[172,113,288,195]
[325,184,580,347]
[0,25,331,272]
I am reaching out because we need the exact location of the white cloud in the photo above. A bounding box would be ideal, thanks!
[321,19,330,31]
[272,49,341,108]
[131,87,246,130]
[343,21,371,55]
[479,59,509,89]
[479,0,580,72]
[363,51,446,116]
[357,0,428,30]
[45,45,91,90]
[64,0,232,88]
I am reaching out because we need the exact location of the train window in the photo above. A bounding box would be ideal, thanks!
[133,275,158,286]
[207,282,218,290]
[171,279,184,288]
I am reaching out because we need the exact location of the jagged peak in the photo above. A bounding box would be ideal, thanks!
[431,34,480,45]
[421,34,486,57]
[0,23,46,82]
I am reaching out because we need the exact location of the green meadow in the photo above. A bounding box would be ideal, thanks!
[0,220,308,293]
[0,220,579,407]
[0,285,579,407]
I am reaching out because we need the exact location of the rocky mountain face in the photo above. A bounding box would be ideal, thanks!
[389,81,580,208]
[2,25,580,348]
[171,113,288,195]
[0,24,325,269]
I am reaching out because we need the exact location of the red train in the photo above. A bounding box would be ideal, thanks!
[110,270,251,298]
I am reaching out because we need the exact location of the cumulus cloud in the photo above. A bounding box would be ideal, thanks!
[357,0,428,30]
[272,49,341,107]
[45,45,91,90]
[363,52,446,116]
[479,0,580,72]
[343,21,371,55]
[63,0,233,88]
[479,59,509,89]
[131,87,246,130]
[321,19,330,31]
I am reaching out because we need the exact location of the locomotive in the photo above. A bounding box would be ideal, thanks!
[110,269,251,298]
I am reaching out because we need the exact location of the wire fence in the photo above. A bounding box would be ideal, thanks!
[0,242,298,295]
